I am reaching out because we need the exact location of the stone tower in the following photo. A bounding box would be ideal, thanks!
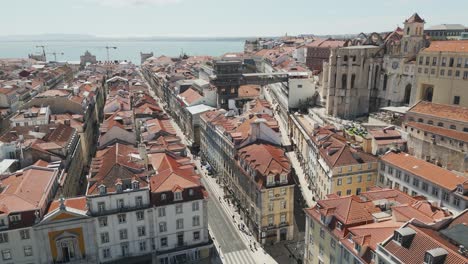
[401,13,426,58]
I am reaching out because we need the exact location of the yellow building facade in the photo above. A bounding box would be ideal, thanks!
[414,40,468,107]
[260,184,295,244]
[331,162,379,196]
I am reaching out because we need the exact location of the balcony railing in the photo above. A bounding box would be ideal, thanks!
[91,204,148,216]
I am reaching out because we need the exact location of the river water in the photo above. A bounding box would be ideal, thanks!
[0,39,244,64]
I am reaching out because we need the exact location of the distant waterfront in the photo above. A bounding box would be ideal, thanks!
[0,39,245,64]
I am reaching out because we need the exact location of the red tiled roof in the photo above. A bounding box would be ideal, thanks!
[179,87,202,105]
[423,40,468,53]
[406,121,468,142]
[361,188,416,205]
[238,85,260,98]
[383,224,467,264]
[308,195,381,225]
[148,152,200,193]
[368,128,401,139]
[87,143,147,195]
[408,101,468,123]
[0,166,58,215]
[381,152,467,191]
[345,220,403,250]
[392,201,452,224]
[238,143,290,188]
[315,134,377,168]
[48,196,87,213]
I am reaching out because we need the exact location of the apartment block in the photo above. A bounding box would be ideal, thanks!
[403,101,468,172]
[304,188,455,264]
[378,151,467,214]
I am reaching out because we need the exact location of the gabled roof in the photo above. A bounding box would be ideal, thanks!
[148,153,200,193]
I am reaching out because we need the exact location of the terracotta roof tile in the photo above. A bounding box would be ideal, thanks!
[406,121,468,142]
[408,101,468,123]
[381,152,467,191]
[148,153,200,193]
[179,87,202,105]
[47,196,87,213]
[238,85,260,98]
[383,224,467,264]
[238,143,291,189]
[0,166,58,215]
[423,40,468,53]
[87,143,147,195]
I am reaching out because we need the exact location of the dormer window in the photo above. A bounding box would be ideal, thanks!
[99,185,107,195]
[174,191,182,201]
[336,221,343,230]
[267,175,274,186]
[320,215,326,223]
[132,181,139,190]
[280,174,287,184]
[354,243,361,252]
[347,233,353,242]
[393,227,416,248]
[457,185,464,194]
[9,214,21,223]
[424,248,448,264]
[116,183,123,193]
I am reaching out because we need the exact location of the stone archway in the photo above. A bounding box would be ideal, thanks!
[54,232,82,263]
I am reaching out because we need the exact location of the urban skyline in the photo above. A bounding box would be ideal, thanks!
[1,0,467,37]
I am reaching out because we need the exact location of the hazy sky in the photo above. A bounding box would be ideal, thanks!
[2,0,467,37]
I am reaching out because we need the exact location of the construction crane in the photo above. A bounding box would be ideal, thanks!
[47,52,64,62]
[35,45,47,61]
[104,46,117,62]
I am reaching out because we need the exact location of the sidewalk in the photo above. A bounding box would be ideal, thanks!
[198,163,278,264]
[141,71,277,264]
[264,87,315,208]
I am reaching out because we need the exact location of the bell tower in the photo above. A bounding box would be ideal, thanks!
[401,13,426,57]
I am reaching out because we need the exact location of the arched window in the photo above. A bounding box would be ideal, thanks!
[418,118,424,123]
[341,74,347,89]
[437,122,444,127]
[351,74,356,89]
[427,120,434,125]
